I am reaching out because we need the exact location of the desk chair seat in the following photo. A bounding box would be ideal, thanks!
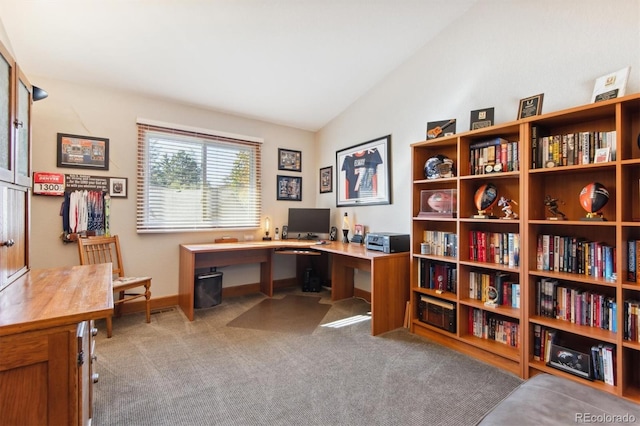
[77,235,152,338]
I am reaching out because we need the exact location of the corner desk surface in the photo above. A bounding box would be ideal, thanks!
[178,241,409,336]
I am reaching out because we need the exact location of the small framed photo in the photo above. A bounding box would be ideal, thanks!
[57,133,109,170]
[109,177,128,198]
[277,175,302,201]
[278,148,302,172]
[518,94,544,119]
[594,147,611,163]
[354,224,364,235]
[319,166,333,193]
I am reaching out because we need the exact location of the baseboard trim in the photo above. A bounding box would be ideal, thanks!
[118,278,304,314]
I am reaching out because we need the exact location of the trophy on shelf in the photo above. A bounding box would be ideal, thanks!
[579,182,610,221]
[544,195,567,220]
[473,183,498,219]
[484,285,499,308]
[498,196,518,219]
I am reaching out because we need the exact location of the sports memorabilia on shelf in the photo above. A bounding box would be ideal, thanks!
[579,182,609,220]
[418,189,457,218]
[473,183,498,219]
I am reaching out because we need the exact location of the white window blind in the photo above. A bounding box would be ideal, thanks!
[136,121,262,232]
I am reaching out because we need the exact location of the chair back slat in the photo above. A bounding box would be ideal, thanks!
[77,235,127,278]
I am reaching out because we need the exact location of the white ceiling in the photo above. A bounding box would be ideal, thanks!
[0,0,476,131]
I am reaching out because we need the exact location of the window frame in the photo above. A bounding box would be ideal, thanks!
[136,118,263,233]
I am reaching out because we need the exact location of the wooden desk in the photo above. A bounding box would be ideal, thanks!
[315,243,409,336]
[0,264,113,426]
[178,241,409,336]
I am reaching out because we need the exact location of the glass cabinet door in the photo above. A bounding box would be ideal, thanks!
[0,47,13,183]
[14,69,31,187]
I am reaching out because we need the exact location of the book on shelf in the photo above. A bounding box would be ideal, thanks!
[533,324,542,361]
[624,300,640,342]
[512,283,520,309]
[628,240,637,282]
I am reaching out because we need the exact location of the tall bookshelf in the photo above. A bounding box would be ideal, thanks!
[410,93,640,402]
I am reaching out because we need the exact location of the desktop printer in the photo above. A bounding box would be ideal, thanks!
[365,232,410,253]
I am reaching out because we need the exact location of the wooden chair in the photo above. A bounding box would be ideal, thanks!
[77,235,151,338]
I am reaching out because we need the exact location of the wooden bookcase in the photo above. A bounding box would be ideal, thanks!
[410,93,640,402]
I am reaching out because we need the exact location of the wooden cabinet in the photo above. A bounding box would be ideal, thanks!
[0,39,32,292]
[0,184,28,290]
[410,93,640,402]
[0,265,113,426]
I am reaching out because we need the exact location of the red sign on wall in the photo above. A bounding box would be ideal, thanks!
[33,172,65,196]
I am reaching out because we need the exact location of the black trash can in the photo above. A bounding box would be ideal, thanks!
[194,271,223,309]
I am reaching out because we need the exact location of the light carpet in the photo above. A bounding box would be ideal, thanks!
[92,289,522,425]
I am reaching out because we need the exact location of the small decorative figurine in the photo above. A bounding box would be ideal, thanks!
[544,195,566,220]
[498,196,518,219]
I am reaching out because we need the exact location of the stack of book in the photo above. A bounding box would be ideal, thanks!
[469,137,519,175]
[536,234,616,280]
[535,278,616,331]
[530,128,616,169]
[469,308,519,347]
[469,270,519,307]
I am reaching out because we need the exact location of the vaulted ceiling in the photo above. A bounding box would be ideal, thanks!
[0,0,477,131]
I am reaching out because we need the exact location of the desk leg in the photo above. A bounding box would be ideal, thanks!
[260,251,274,297]
[370,255,409,336]
[178,249,196,321]
[330,255,355,301]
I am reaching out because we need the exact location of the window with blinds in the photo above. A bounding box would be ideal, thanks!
[136,120,262,232]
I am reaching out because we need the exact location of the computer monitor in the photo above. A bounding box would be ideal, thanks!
[286,208,330,240]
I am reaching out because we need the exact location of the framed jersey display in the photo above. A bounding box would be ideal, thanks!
[336,135,391,207]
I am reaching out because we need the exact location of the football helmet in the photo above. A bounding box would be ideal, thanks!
[424,155,455,179]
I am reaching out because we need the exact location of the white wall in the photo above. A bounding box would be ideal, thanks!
[28,77,319,297]
[316,0,640,289]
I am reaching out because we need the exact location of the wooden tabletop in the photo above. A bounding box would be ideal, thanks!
[0,264,114,336]
[180,240,407,259]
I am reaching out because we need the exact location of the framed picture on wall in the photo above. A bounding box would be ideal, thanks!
[277,175,302,201]
[336,135,391,207]
[319,166,333,193]
[56,133,109,170]
[278,148,302,172]
[109,177,128,198]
